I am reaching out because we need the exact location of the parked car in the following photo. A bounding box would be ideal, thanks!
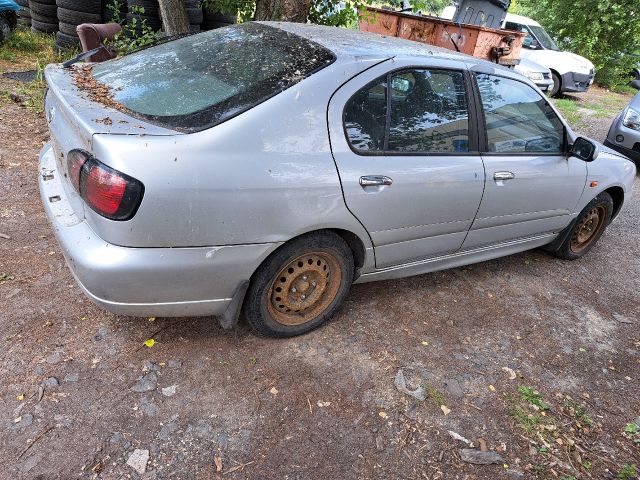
[39,22,636,337]
[503,13,595,97]
[513,57,553,93]
[0,0,19,44]
[605,80,640,165]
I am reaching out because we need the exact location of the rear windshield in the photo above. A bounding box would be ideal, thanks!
[92,23,336,132]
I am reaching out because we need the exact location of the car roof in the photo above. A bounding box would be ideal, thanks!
[262,21,483,63]
[505,13,541,27]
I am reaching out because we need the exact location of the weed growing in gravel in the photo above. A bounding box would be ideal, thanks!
[423,384,445,406]
[623,419,640,445]
[618,464,638,480]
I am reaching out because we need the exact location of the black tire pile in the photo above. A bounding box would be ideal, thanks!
[202,9,236,30]
[185,0,203,32]
[55,0,102,50]
[15,0,31,28]
[29,0,57,34]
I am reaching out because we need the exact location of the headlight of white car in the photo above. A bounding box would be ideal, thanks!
[524,71,545,81]
[623,107,640,131]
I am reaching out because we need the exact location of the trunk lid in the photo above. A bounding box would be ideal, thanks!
[44,64,179,215]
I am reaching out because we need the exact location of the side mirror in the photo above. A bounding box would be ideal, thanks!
[630,79,640,90]
[569,137,598,162]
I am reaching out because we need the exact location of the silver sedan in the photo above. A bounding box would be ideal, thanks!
[605,80,640,165]
[39,22,636,337]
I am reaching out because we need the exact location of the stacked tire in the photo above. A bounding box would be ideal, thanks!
[15,0,31,28]
[202,8,236,31]
[29,0,58,34]
[127,0,161,35]
[55,0,101,50]
[185,0,202,33]
[102,0,126,23]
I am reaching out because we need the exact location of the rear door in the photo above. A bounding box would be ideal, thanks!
[462,71,586,249]
[328,60,485,268]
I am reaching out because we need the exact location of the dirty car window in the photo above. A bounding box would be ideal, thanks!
[92,23,335,131]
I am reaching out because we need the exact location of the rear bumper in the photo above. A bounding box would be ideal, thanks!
[39,143,279,318]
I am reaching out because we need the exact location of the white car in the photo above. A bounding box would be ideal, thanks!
[514,57,553,93]
[504,13,595,96]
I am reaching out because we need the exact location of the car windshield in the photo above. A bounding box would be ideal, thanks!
[92,23,336,131]
[529,25,559,51]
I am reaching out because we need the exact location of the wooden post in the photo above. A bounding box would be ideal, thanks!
[158,0,190,35]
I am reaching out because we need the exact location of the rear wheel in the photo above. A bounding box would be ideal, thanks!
[554,192,613,260]
[243,231,354,337]
[0,17,11,43]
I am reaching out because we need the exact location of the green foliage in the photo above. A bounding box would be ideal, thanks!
[517,385,550,411]
[200,0,252,19]
[511,0,640,87]
[618,464,637,480]
[105,1,160,56]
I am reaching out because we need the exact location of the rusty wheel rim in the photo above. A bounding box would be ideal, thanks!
[267,252,342,326]
[570,206,606,254]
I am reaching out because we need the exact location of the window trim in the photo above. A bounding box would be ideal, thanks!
[471,71,568,156]
[342,66,479,157]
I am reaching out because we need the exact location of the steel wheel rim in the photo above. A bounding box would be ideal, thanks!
[267,252,342,326]
[570,206,606,253]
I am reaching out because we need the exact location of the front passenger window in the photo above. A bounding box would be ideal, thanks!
[476,73,564,153]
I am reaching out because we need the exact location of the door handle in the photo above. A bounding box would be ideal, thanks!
[359,175,393,187]
[493,171,515,181]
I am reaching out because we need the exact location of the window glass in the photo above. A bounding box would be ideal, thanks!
[476,73,564,153]
[343,77,387,152]
[388,69,469,153]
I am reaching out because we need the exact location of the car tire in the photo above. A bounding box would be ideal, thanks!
[553,192,613,260]
[55,30,78,49]
[29,0,58,16]
[0,17,12,43]
[57,7,101,24]
[243,231,354,338]
[56,0,101,13]
[550,71,561,97]
[58,21,78,35]
[31,18,58,32]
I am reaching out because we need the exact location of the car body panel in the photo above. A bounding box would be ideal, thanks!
[38,22,636,321]
[327,57,485,268]
[605,91,640,164]
[513,58,553,92]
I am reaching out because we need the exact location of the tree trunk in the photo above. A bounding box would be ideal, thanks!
[254,0,312,22]
[158,0,190,35]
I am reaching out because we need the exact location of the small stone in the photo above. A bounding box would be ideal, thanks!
[459,448,504,465]
[167,359,182,369]
[126,449,149,474]
[41,377,59,389]
[94,326,109,341]
[143,361,160,372]
[131,372,157,393]
[158,422,176,441]
[443,379,464,398]
[45,352,61,365]
[162,385,177,397]
[375,435,384,451]
[317,347,329,355]
[64,373,79,382]
[16,413,33,429]
[140,398,158,417]
[110,432,124,445]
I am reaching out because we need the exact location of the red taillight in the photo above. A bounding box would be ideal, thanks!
[67,149,144,221]
[67,150,88,190]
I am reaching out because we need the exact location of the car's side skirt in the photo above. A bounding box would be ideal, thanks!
[354,232,557,284]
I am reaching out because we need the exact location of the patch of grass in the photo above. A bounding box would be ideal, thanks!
[552,98,584,128]
[618,464,637,480]
[563,397,593,426]
[517,385,550,411]
[423,384,445,406]
[623,419,640,445]
[509,403,546,433]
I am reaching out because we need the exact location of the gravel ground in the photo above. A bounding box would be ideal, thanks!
[1,80,639,480]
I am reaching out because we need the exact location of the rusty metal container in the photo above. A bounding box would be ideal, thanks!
[359,7,526,66]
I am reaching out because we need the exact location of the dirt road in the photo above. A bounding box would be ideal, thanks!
[1,81,638,479]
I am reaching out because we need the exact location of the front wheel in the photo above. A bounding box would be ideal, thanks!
[550,72,562,97]
[243,231,354,338]
[553,192,613,260]
[0,17,12,44]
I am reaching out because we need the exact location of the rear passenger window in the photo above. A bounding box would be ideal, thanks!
[343,69,470,154]
[476,73,564,153]
[388,69,469,153]
[343,77,387,152]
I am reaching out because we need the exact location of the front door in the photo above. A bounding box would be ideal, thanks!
[462,71,587,249]
[328,61,485,268]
